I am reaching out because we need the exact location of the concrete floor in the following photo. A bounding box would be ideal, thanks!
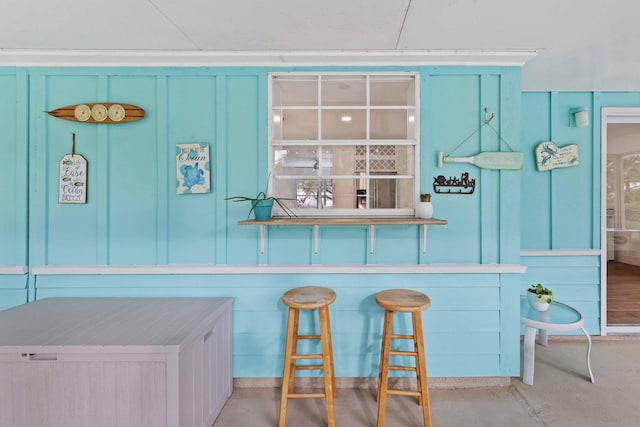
[212,337,640,427]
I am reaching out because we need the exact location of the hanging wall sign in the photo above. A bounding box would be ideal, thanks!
[58,136,87,204]
[535,141,580,171]
[176,143,210,194]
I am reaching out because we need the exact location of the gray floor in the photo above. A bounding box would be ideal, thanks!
[213,337,640,427]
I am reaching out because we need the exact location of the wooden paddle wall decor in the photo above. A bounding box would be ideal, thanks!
[48,103,145,124]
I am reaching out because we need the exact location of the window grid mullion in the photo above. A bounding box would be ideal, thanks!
[269,72,417,216]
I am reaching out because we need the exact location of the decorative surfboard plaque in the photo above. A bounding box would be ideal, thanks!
[48,103,145,124]
[535,141,580,171]
[176,143,210,194]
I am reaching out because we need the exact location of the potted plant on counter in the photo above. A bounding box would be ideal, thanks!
[225,176,296,220]
[415,193,433,219]
[527,283,554,311]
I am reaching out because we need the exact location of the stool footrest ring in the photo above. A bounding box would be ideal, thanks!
[292,354,322,360]
[392,334,415,339]
[289,393,326,399]
[297,335,321,340]
[390,350,418,356]
[294,365,324,370]
[390,365,416,372]
[387,389,421,397]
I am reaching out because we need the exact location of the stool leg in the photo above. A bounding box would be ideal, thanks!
[288,309,300,393]
[319,306,336,427]
[411,313,422,405]
[278,307,298,427]
[376,310,390,405]
[325,307,337,397]
[413,312,432,427]
[377,310,394,427]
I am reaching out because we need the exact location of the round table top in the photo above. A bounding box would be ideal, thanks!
[520,295,584,331]
[282,286,336,309]
[376,289,431,312]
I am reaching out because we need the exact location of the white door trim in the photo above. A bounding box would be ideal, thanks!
[600,107,640,335]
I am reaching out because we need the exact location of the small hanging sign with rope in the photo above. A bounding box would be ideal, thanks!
[437,109,523,170]
[58,133,87,204]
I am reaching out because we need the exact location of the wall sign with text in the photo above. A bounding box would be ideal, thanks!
[176,143,210,194]
[58,154,87,204]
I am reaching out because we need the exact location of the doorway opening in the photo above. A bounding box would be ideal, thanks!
[602,108,640,335]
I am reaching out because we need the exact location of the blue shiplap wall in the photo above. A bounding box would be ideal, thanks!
[520,91,640,335]
[0,68,28,310]
[33,272,510,377]
[4,65,527,379]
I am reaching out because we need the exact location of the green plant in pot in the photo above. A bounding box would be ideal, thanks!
[527,283,554,311]
[225,177,296,220]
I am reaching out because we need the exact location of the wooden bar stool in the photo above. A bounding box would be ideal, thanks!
[279,286,337,427]
[376,289,432,427]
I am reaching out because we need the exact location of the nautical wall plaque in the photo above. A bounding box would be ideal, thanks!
[48,103,145,124]
[59,153,87,204]
[176,143,210,194]
[433,172,476,194]
[535,141,580,171]
[438,150,523,170]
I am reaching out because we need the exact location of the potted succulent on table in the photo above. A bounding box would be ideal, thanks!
[225,177,296,220]
[527,283,554,311]
[415,193,433,219]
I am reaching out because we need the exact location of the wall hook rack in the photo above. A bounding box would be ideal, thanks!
[484,108,495,124]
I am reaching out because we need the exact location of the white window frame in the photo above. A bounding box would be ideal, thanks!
[268,71,420,217]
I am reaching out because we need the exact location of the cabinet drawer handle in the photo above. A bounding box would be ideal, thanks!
[21,353,58,361]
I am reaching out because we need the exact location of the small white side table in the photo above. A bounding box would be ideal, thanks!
[520,296,595,386]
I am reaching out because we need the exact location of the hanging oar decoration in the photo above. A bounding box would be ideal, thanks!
[437,109,523,170]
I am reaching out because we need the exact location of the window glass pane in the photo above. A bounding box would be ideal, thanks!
[321,76,366,106]
[322,109,366,139]
[370,109,414,140]
[273,76,318,106]
[370,77,415,106]
[279,109,318,140]
[623,153,640,230]
[355,145,414,175]
[355,177,415,209]
[272,109,283,139]
[296,178,366,209]
[273,145,321,176]
[296,179,334,209]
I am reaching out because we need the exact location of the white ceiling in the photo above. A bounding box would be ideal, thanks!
[1,0,639,91]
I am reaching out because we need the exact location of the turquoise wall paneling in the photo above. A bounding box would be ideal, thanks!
[479,74,502,264]
[314,227,368,264]
[223,74,265,264]
[167,75,217,264]
[32,271,508,378]
[521,93,552,249]
[0,69,28,308]
[496,72,522,265]
[549,92,595,248]
[0,70,27,267]
[521,92,596,249]
[10,65,531,378]
[37,74,102,265]
[107,76,160,264]
[424,74,483,264]
[266,227,315,264]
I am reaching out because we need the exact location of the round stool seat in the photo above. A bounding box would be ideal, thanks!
[282,286,336,309]
[376,289,431,312]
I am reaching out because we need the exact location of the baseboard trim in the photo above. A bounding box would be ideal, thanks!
[234,376,510,390]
